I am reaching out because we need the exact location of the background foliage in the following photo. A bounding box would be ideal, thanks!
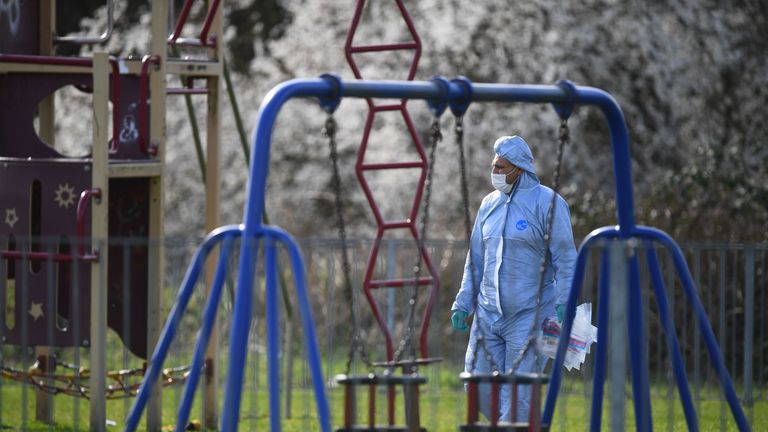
[58,0,768,243]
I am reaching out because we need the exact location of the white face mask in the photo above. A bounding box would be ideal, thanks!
[491,172,514,194]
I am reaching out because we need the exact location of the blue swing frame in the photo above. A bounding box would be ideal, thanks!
[125,75,750,432]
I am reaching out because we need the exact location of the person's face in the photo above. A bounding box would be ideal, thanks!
[492,156,523,185]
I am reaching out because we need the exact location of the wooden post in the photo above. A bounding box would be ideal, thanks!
[490,382,500,426]
[90,51,111,432]
[402,381,421,432]
[33,351,53,423]
[467,381,478,425]
[34,3,57,422]
[343,382,356,428]
[511,383,518,423]
[530,383,542,431]
[37,0,55,144]
[146,2,168,430]
[203,0,223,428]
[34,4,56,422]
[368,382,376,428]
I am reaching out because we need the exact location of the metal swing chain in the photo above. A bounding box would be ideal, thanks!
[510,118,570,373]
[391,116,442,369]
[455,116,500,374]
[324,115,372,374]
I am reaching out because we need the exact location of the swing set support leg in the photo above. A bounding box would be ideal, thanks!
[644,240,699,431]
[627,249,653,432]
[543,226,750,431]
[589,248,611,432]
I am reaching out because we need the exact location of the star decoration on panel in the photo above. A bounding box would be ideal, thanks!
[5,208,18,228]
[54,183,76,208]
[29,302,44,321]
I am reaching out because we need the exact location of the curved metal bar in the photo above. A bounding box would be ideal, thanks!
[633,225,750,431]
[221,225,331,432]
[543,226,620,423]
[644,239,699,431]
[139,55,160,155]
[574,87,635,234]
[54,0,114,45]
[271,226,332,432]
[0,250,98,262]
[76,188,102,258]
[220,80,331,431]
[124,225,242,432]
[175,235,238,431]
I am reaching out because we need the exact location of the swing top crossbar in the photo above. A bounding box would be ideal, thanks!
[244,77,635,242]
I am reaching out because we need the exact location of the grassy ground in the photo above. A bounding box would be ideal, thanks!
[1,376,765,431]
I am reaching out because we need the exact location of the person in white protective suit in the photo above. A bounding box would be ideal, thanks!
[450,135,577,422]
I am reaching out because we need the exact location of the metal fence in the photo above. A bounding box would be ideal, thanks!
[0,236,765,430]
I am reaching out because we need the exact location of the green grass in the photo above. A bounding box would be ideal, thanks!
[1,371,766,431]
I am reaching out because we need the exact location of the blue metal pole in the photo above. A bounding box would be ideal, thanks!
[222,79,331,432]
[644,239,699,431]
[635,226,750,431]
[125,226,239,432]
[575,88,635,236]
[743,246,755,423]
[175,235,238,432]
[589,247,611,432]
[627,247,652,432]
[269,226,332,432]
[265,236,281,432]
[221,232,258,432]
[543,226,619,423]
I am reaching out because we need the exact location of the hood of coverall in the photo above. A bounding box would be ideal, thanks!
[493,135,540,185]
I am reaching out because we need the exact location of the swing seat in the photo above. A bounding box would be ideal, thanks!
[335,373,428,432]
[459,372,549,432]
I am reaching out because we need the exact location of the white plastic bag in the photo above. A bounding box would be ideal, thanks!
[537,303,598,371]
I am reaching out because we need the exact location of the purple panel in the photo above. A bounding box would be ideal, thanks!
[111,75,152,160]
[107,178,150,359]
[0,0,40,55]
[0,162,152,357]
[0,74,91,158]
[0,158,92,348]
[0,73,151,160]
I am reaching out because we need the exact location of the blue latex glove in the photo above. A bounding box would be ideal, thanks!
[451,310,469,331]
[556,304,565,323]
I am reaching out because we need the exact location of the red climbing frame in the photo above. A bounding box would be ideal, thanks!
[168,0,221,47]
[344,0,439,364]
